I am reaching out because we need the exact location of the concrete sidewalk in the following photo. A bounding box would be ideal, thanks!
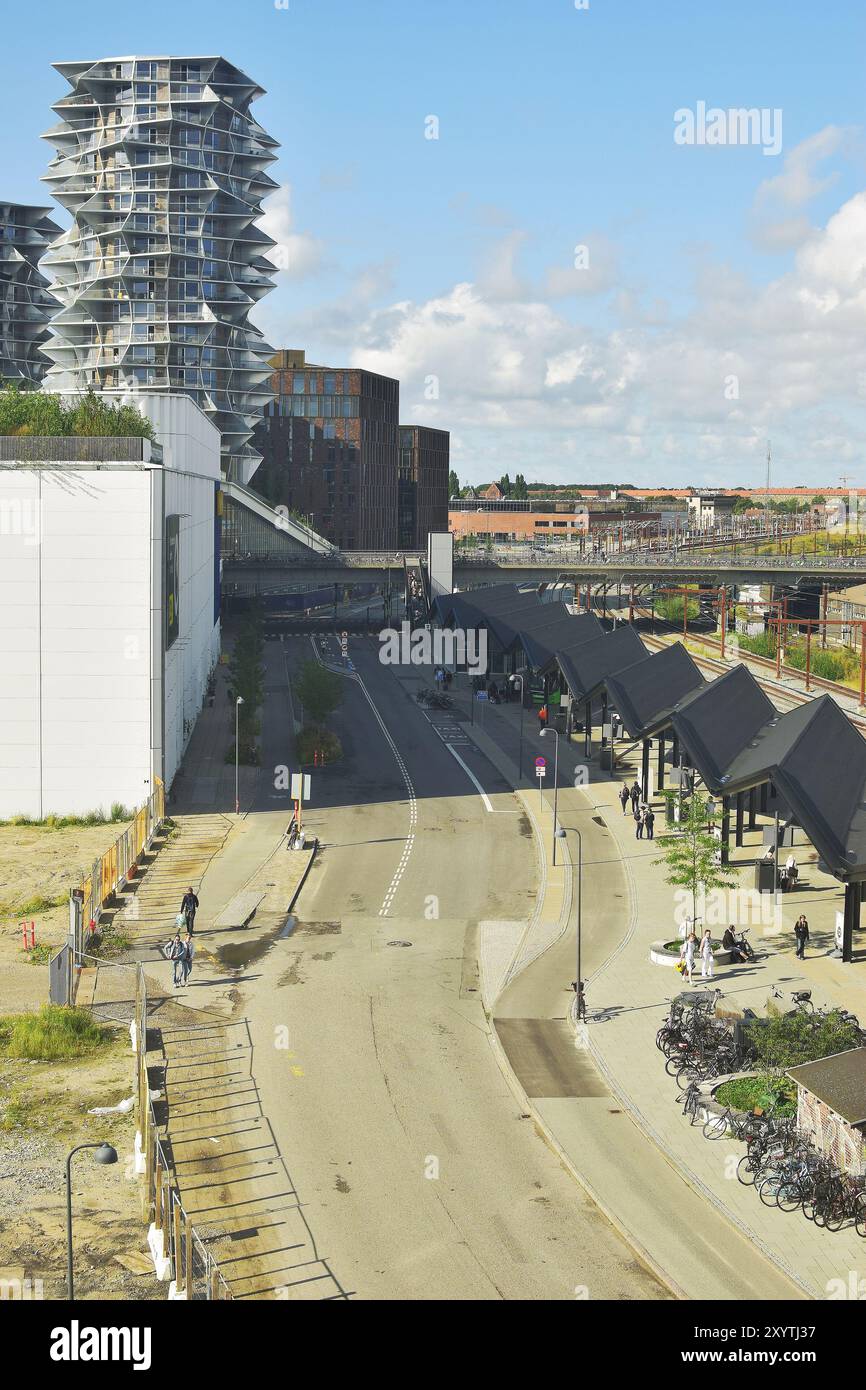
[445,672,866,1298]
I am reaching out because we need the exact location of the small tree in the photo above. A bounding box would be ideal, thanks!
[655,793,736,928]
[294,661,343,725]
[228,606,265,760]
[448,469,461,499]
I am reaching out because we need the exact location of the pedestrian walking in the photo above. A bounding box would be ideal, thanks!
[680,931,697,984]
[644,806,655,841]
[635,805,644,839]
[794,914,809,960]
[169,932,185,988]
[630,780,641,811]
[538,705,548,731]
[699,929,715,980]
[619,784,630,816]
[181,886,199,934]
[182,933,195,986]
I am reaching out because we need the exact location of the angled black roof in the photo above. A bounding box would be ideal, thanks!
[671,665,776,788]
[432,583,520,625]
[772,696,866,879]
[605,642,705,740]
[448,590,546,634]
[555,625,647,702]
[517,611,603,669]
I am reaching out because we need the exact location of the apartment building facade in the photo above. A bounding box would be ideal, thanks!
[253,349,400,550]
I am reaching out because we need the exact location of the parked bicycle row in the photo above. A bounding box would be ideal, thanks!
[660,990,866,1237]
[680,1093,866,1236]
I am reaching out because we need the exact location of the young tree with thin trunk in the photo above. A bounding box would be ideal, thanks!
[655,793,736,928]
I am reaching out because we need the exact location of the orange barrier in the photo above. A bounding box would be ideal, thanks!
[78,779,164,931]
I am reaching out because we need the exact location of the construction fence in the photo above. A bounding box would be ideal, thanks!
[72,779,165,956]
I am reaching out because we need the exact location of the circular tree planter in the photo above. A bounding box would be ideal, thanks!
[649,939,733,967]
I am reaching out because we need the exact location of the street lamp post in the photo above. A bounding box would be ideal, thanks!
[573,827,583,1021]
[66,1142,118,1299]
[509,673,525,779]
[540,726,562,864]
[235,696,244,815]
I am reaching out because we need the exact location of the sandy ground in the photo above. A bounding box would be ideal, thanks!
[0,1027,160,1300]
[0,822,131,1015]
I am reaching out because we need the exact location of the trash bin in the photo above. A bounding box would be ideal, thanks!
[755,859,775,893]
[599,747,614,771]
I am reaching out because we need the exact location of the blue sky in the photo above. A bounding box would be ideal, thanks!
[5,0,866,485]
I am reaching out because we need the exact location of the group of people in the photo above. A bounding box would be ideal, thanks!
[168,886,199,989]
[678,928,716,983]
[618,781,655,839]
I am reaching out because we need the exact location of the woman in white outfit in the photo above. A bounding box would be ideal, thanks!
[680,931,697,984]
[699,929,715,980]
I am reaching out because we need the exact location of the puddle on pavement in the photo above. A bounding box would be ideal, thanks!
[212,917,295,971]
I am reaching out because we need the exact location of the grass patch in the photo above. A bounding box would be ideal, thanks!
[0,892,66,918]
[0,1006,110,1061]
[0,1090,37,1131]
[0,806,131,828]
[89,923,133,959]
[715,1075,797,1118]
[21,944,55,965]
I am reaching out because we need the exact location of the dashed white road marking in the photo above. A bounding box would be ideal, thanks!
[305,634,418,917]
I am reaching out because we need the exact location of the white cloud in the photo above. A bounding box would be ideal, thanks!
[252,136,866,487]
[260,184,324,280]
[749,126,851,251]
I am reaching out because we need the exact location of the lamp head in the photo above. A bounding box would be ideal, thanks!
[93,1143,118,1166]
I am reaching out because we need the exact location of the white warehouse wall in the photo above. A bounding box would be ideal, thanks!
[0,468,153,817]
[0,395,221,818]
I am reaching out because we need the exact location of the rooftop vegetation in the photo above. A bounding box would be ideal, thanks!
[0,386,156,440]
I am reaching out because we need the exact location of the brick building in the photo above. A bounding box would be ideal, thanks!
[399,425,450,549]
[253,349,399,550]
[788,1049,866,1176]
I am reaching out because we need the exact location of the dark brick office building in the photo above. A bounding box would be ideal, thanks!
[253,349,449,551]
[398,425,450,550]
[253,349,399,550]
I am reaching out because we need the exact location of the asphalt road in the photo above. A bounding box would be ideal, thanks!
[241,634,669,1300]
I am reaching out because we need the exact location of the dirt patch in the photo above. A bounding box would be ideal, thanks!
[0,823,133,1011]
[0,1027,160,1300]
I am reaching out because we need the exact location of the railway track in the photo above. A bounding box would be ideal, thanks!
[584,586,866,734]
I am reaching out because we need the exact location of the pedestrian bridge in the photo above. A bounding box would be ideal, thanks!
[222,549,866,594]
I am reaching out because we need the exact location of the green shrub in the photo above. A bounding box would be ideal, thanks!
[296,725,343,765]
[715,1075,797,1117]
[655,594,699,623]
[0,385,154,439]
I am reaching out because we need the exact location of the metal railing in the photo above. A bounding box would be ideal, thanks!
[134,966,233,1300]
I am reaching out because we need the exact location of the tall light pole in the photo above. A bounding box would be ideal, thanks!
[540,726,562,864]
[235,695,244,815]
[573,827,583,1020]
[509,672,525,779]
[66,1142,118,1299]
